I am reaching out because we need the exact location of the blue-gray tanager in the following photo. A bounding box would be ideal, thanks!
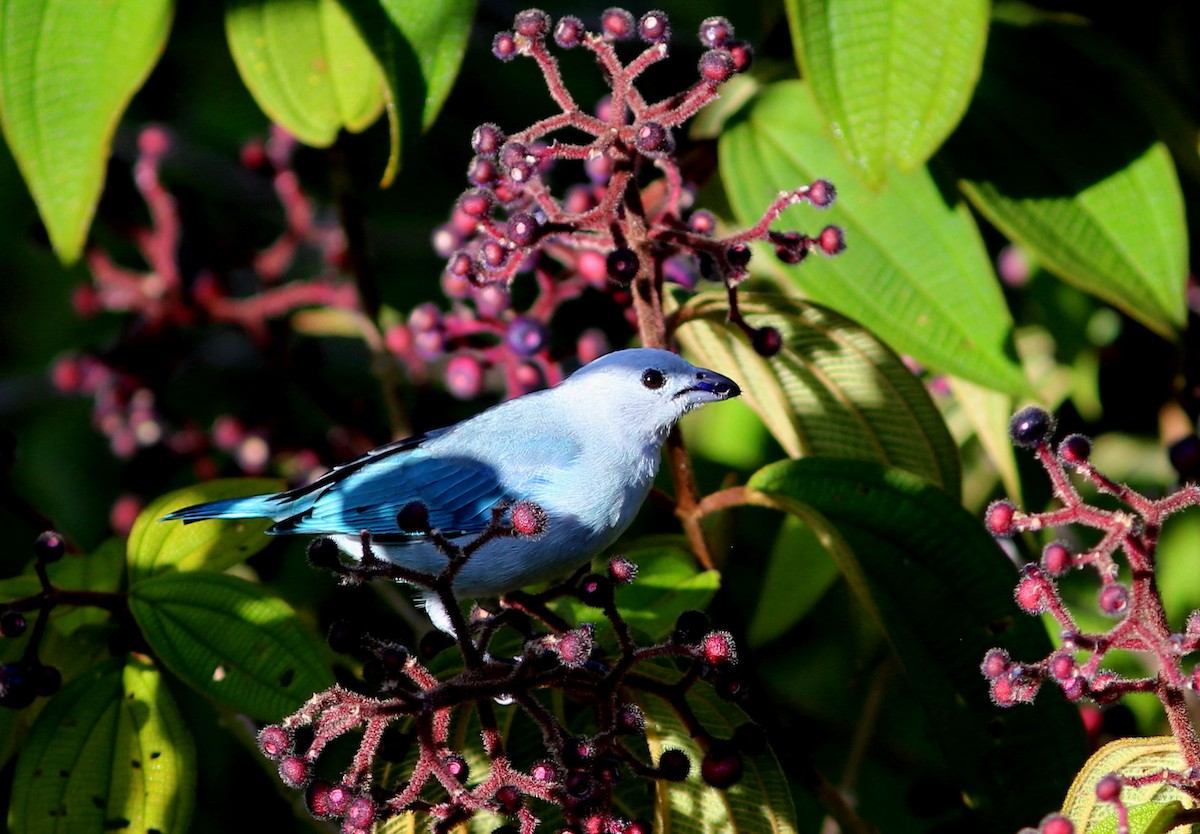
[165,348,740,631]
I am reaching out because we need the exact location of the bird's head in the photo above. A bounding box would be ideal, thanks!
[565,348,741,441]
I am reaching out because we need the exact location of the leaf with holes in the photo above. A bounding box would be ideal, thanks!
[0,0,172,262]
[784,0,988,186]
[10,656,196,834]
[747,457,1086,830]
[720,80,1024,393]
[128,478,282,582]
[676,290,960,496]
[129,571,333,720]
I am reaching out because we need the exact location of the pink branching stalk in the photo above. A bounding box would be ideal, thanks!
[982,406,1200,830]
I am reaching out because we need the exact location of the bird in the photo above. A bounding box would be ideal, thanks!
[163,347,740,632]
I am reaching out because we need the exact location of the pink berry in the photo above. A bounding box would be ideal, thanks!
[1041,542,1072,576]
[1015,574,1048,614]
[985,500,1017,536]
[1098,584,1129,616]
[1095,774,1122,802]
[980,649,1010,680]
[701,631,737,666]
[510,501,548,536]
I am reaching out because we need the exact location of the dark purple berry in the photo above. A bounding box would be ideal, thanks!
[306,781,336,819]
[1058,434,1091,467]
[258,725,293,760]
[327,620,362,655]
[458,188,493,218]
[577,573,613,608]
[671,610,709,644]
[725,39,754,73]
[555,15,586,48]
[634,121,672,156]
[419,629,456,659]
[34,530,65,563]
[471,123,505,157]
[506,212,540,247]
[700,744,743,788]
[0,609,27,639]
[494,785,523,815]
[698,16,733,48]
[698,49,736,84]
[308,537,343,570]
[606,248,639,281]
[467,155,498,187]
[637,11,669,43]
[513,9,551,39]
[0,664,34,710]
[530,760,558,782]
[726,243,751,268]
[712,668,749,702]
[1169,434,1200,477]
[752,326,783,357]
[656,748,691,781]
[616,704,645,733]
[492,31,519,61]
[600,8,635,40]
[1009,406,1055,448]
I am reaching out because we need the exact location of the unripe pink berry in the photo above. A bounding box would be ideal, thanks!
[980,649,1010,680]
[1098,583,1129,616]
[701,631,737,665]
[805,179,836,208]
[445,355,485,400]
[1015,574,1048,614]
[1094,774,1122,802]
[1041,542,1072,576]
[608,556,638,584]
[817,226,846,255]
[278,755,311,788]
[556,627,594,667]
[698,49,736,85]
[1040,814,1075,834]
[985,500,1017,536]
[510,501,548,537]
[258,725,293,760]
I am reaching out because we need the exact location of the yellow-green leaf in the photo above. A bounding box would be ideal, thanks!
[0,0,173,263]
[225,0,386,147]
[127,478,282,582]
[785,0,988,186]
[676,290,961,496]
[10,656,196,834]
[1061,737,1195,834]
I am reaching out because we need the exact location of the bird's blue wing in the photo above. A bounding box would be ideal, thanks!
[268,438,514,540]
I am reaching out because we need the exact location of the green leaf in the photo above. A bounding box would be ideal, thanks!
[719,80,1025,393]
[225,0,386,148]
[127,478,282,582]
[10,656,196,834]
[1060,737,1195,834]
[634,665,797,834]
[785,0,988,185]
[747,516,839,648]
[675,290,961,496]
[942,21,1187,338]
[748,457,1087,830]
[0,0,172,263]
[129,571,334,720]
[46,538,125,635]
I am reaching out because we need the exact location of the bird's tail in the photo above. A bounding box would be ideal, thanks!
[162,494,280,523]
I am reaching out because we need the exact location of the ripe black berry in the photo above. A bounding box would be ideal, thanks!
[671,610,710,644]
[606,247,639,282]
[34,531,66,563]
[700,744,744,788]
[698,16,733,48]
[307,537,342,570]
[752,326,783,357]
[634,121,672,157]
[0,663,33,709]
[1008,406,1055,448]
[327,620,363,655]
[656,748,691,781]
[1058,434,1092,467]
[577,573,613,608]
[0,609,27,639]
[698,49,736,85]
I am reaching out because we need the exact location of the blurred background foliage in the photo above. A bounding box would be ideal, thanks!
[1,0,1199,832]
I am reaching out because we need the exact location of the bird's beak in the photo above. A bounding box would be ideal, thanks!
[684,369,741,402]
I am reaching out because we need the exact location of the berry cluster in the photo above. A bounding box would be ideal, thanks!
[0,532,69,709]
[409,8,842,400]
[55,124,365,531]
[258,504,758,833]
[982,406,1200,812]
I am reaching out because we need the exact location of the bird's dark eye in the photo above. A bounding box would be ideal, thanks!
[641,369,665,390]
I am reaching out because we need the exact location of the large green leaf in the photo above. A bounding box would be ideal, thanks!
[634,665,796,834]
[675,290,961,496]
[748,457,1087,830]
[225,0,387,147]
[942,22,1187,338]
[128,571,334,720]
[0,0,172,263]
[785,0,987,186]
[10,656,196,834]
[127,478,282,582]
[720,80,1025,393]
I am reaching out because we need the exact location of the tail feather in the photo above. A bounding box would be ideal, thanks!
[162,494,280,523]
